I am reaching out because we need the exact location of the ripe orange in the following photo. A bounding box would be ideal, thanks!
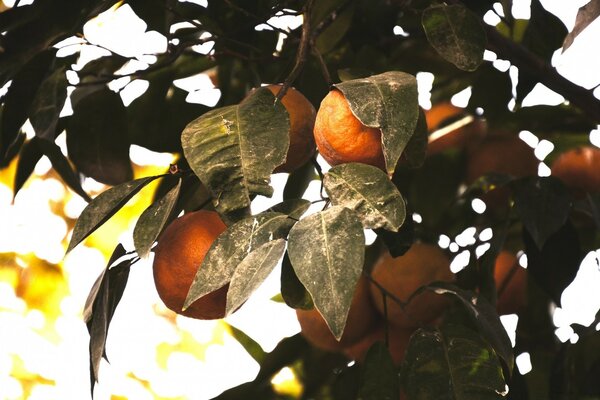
[343,322,413,366]
[313,89,385,170]
[265,84,317,173]
[368,243,454,328]
[153,210,229,320]
[551,146,600,197]
[425,102,486,155]
[296,276,379,351]
[494,251,527,315]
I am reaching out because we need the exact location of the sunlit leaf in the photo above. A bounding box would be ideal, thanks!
[287,206,365,340]
[324,163,406,231]
[562,0,600,51]
[67,87,133,185]
[224,322,267,364]
[133,178,181,259]
[225,239,286,315]
[422,4,486,71]
[335,71,419,175]
[184,211,295,309]
[511,176,572,249]
[402,324,506,399]
[30,66,68,140]
[357,342,399,400]
[181,87,289,215]
[67,175,163,253]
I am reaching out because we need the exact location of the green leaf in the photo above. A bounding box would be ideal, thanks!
[511,176,572,249]
[67,87,133,185]
[335,71,419,175]
[402,107,428,169]
[313,0,355,54]
[287,206,365,340]
[13,138,43,197]
[420,282,514,376]
[133,178,181,259]
[562,0,600,51]
[30,66,68,140]
[184,212,295,309]
[402,324,506,399]
[266,199,311,220]
[225,239,286,315]
[181,87,290,215]
[280,251,314,310]
[224,322,266,364]
[324,163,406,231]
[67,176,162,253]
[357,342,400,400]
[283,161,316,201]
[422,4,486,71]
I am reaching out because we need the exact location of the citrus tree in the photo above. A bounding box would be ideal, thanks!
[2,0,600,399]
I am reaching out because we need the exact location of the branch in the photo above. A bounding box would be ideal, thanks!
[484,23,600,123]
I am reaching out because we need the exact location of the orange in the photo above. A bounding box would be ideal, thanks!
[343,322,413,366]
[153,210,229,320]
[494,251,527,315]
[265,84,317,173]
[425,102,486,155]
[551,146,600,197]
[313,89,385,169]
[296,276,379,351]
[368,243,454,328]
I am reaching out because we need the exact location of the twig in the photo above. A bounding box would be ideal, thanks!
[363,272,407,308]
[311,45,332,86]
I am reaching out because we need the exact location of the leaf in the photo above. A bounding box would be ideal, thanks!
[266,198,311,220]
[511,176,572,249]
[402,107,428,169]
[13,138,43,197]
[402,324,506,400]
[84,244,132,393]
[67,175,162,253]
[523,221,581,306]
[181,87,290,215]
[375,214,415,258]
[224,322,266,364]
[563,0,600,51]
[133,178,181,259]
[283,161,316,201]
[335,71,419,175]
[324,163,406,231]
[67,87,133,185]
[422,4,486,71]
[287,206,365,340]
[184,212,295,309]
[30,66,69,140]
[357,342,400,400]
[225,239,286,315]
[313,0,355,54]
[421,282,514,376]
[280,251,314,310]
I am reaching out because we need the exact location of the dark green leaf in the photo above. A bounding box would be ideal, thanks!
[283,161,316,201]
[468,64,512,121]
[287,206,365,340]
[181,87,290,215]
[523,221,581,306]
[324,163,406,231]
[224,323,266,364]
[255,334,308,383]
[402,107,428,168]
[266,199,311,220]
[422,4,486,71]
[563,0,600,51]
[280,251,313,310]
[133,178,181,259]
[375,214,415,258]
[402,324,506,399]
[30,66,68,140]
[225,239,286,315]
[84,244,132,392]
[67,176,162,253]
[313,0,355,54]
[511,176,572,249]
[358,342,400,400]
[13,138,44,197]
[67,87,133,185]
[184,212,295,309]
[335,71,419,175]
[421,282,514,376]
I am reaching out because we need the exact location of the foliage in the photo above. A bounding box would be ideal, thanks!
[1,0,600,399]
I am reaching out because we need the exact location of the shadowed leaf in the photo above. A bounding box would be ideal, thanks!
[335,71,419,175]
[324,163,406,231]
[30,66,68,140]
[402,107,428,168]
[13,138,43,198]
[266,198,311,220]
[133,178,181,259]
[422,4,486,71]
[358,342,399,400]
[280,251,314,310]
[181,87,289,215]
[287,206,365,340]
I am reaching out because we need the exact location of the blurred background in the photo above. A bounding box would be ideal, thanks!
[1,0,599,399]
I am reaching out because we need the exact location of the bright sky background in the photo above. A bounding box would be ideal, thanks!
[0,0,599,399]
